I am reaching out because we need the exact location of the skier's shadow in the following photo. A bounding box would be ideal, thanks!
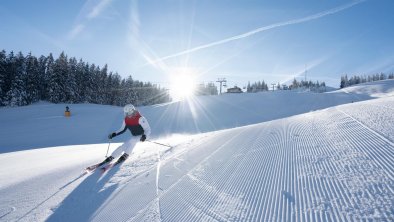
[46,165,122,221]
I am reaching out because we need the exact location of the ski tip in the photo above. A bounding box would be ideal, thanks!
[85,167,95,173]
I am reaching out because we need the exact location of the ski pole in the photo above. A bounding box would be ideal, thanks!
[146,140,172,148]
[105,140,111,157]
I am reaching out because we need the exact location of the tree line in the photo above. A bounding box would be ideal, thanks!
[246,81,269,92]
[246,79,326,93]
[288,78,326,92]
[195,82,218,96]
[340,73,394,88]
[0,50,170,107]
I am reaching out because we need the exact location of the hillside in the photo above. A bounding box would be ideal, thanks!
[0,80,393,221]
[0,83,374,153]
[331,79,394,98]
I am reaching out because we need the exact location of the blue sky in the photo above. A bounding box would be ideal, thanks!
[1,0,394,88]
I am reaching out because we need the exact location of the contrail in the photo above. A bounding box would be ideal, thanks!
[147,0,366,65]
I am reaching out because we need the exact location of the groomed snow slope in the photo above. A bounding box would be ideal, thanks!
[0,83,372,153]
[0,80,393,221]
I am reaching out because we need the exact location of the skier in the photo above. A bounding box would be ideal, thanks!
[87,104,151,171]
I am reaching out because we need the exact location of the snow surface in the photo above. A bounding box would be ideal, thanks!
[0,80,393,221]
[331,79,394,98]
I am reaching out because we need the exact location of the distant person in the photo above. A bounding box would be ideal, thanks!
[65,106,71,117]
[87,104,151,171]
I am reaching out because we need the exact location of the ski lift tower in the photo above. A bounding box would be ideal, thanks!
[216,78,227,94]
[271,83,276,91]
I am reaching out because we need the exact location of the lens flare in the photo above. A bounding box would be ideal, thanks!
[169,68,197,100]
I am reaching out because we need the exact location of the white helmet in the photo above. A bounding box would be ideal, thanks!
[124,104,137,116]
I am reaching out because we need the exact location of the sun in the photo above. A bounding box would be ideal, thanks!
[169,68,197,101]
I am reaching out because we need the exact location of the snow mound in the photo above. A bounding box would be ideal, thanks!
[332,79,394,98]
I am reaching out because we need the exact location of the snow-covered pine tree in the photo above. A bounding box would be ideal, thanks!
[2,51,16,105]
[66,57,78,103]
[340,75,348,88]
[292,78,299,89]
[246,82,251,93]
[75,59,85,103]
[97,64,108,104]
[263,81,268,91]
[380,73,386,81]
[7,52,28,106]
[25,53,40,104]
[88,64,101,104]
[44,54,55,101]
[122,76,138,106]
[0,50,6,105]
[81,63,92,103]
[105,71,119,105]
[37,55,48,101]
[49,52,68,103]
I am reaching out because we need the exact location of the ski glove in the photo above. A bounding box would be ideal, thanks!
[140,134,146,142]
[108,132,116,139]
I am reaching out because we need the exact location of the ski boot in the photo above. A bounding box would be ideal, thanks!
[114,153,129,166]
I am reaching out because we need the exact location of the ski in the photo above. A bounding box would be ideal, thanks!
[85,162,109,172]
[101,153,129,173]
[85,163,101,172]
[100,163,114,173]
[85,156,114,172]
[100,158,126,173]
